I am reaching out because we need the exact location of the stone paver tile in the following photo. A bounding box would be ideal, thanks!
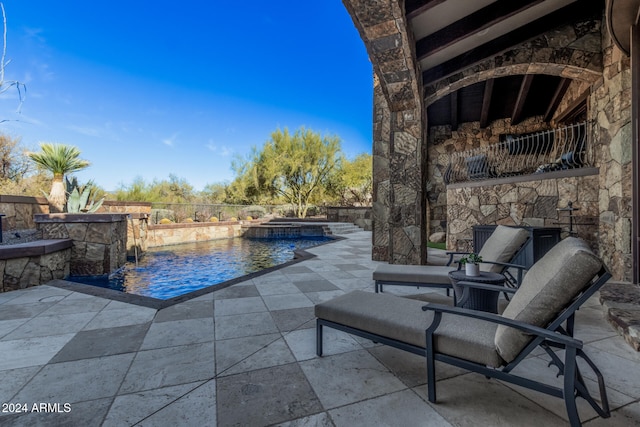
[141,317,214,350]
[270,307,316,332]
[39,296,110,316]
[215,333,281,374]
[83,306,156,330]
[13,353,135,403]
[210,283,260,300]
[254,280,300,296]
[0,302,57,321]
[368,345,467,388]
[414,373,568,427]
[137,380,216,427]
[329,389,452,427]
[214,296,267,317]
[281,272,325,282]
[153,300,213,322]
[215,312,278,340]
[0,366,41,402]
[504,355,634,422]
[589,335,640,364]
[3,312,97,340]
[577,347,640,399]
[304,290,346,305]
[293,279,339,293]
[217,363,322,426]
[573,307,618,343]
[50,323,151,363]
[262,293,314,311]
[334,263,371,271]
[280,266,314,274]
[1,286,71,305]
[584,401,640,426]
[0,334,76,370]
[0,318,28,340]
[299,349,406,409]
[316,271,357,281]
[222,337,296,377]
[285,327,362,361]
[0,397,112,427]
[120,342,215,394]
[329,278,370,292]
[274,412,333,427]
[102,381,204,427]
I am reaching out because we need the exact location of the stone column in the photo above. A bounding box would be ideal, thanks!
[343,0,427,264]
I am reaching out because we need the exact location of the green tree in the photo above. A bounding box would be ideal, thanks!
[247,127,342,218]
[28,143,90,212]
[200,182,229,204]
[327,153,372,206]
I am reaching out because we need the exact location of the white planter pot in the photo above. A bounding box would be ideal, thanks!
[465,263,479,277]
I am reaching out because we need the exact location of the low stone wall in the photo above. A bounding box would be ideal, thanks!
[446,169,599,251]
[35,214,128,276]
[326,207,372,231]
[0,195,49,230]
[147,221,245,247]
[100,201,152,214]
[0,239,72,292]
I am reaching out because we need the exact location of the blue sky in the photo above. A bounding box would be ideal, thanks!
[0,1,372,191]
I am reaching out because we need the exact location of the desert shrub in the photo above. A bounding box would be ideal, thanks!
[240,205,266,219]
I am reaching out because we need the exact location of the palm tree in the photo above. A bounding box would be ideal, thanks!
[28,143,90,212]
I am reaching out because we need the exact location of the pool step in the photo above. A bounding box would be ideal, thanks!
[324,223,363,235]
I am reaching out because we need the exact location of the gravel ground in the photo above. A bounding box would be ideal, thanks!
[0,229,43,245]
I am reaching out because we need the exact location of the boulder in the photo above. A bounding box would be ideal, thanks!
[429,232,446,243]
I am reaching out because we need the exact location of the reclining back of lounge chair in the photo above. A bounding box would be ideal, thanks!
[495,237,603,362]
[477,225,530,273]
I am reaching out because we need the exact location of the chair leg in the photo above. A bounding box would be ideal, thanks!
[426,331,437,403]
[316,321,323,357]
[563,346,581,427]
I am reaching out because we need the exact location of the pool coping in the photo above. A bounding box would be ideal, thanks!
[47,235,345,309]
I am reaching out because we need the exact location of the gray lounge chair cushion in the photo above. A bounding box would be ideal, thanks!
[495,237,602,362]
[477,225,529,273]
[315,290,503,368]
[373,264,454,285]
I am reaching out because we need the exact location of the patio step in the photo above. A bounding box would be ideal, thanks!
[599,281,640,351]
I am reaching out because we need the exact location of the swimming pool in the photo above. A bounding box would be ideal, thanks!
[69,236,332,300]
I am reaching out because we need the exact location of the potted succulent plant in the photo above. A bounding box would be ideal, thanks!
[460,253,482,277]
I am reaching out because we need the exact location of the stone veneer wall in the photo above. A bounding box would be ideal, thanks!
[35,214,128,276]
[0,195,49,230]
[146,222,244,248]
[591,24,633,281]
[326,206,372,231]
[428,117,551,235]
[446,171,599,251]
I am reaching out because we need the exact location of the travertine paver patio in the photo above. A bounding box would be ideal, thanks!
[0,230,639,426]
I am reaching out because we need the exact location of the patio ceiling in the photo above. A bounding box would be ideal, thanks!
[406,0,604,128]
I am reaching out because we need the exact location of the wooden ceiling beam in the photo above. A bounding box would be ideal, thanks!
[480,79,495,128]
[416,0,544,61]
[422,1,602,86]
[511,74,535,125]
[405,0,447,20]
[543,78,572,122]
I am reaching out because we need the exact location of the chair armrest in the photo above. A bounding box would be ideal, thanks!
[481,260,527,270]
[445,251,470,266]
[421,303,582,348]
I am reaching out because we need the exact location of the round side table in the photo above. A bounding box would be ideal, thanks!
[448,270,506,313]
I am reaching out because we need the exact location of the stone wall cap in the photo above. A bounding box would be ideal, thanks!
[102,200,152,207]
[0,238,73,260]
[34,213,129,223]
[0,194,48,205]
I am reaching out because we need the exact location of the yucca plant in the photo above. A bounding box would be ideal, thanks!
[28,143,90,212]
[65,179,104,213]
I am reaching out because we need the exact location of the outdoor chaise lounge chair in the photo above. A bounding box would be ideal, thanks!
[316,237,611,426]
[373,225,530,296]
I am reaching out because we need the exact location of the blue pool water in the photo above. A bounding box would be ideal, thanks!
[70,236,331,300]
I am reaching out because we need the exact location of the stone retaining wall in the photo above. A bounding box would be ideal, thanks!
[0,239,72,292]
[146,221,245,247]
[0,195,49,230]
